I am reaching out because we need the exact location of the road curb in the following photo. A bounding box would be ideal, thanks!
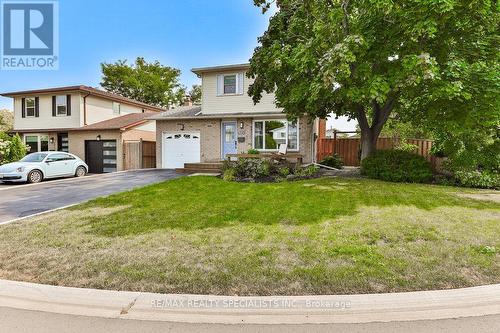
[0,279,499,325]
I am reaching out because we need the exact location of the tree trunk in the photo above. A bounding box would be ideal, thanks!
[356,98,396,161]
[360,127,377,161]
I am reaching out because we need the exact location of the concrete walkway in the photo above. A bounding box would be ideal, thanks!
[0,169,181,224]
[0,279,499,331]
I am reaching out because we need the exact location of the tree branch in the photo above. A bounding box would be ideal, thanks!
[372,98,395,137]
[356,104,370,131]
[341,0,350,35]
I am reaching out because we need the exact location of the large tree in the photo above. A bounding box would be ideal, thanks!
[101,57,186,108]
[0,109,13,132]
[248,0,499,159]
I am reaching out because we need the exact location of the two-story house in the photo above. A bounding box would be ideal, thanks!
[1,86,163,173]
[150,63,324,169]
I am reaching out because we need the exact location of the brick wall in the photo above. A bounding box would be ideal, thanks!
[155,116,315,168]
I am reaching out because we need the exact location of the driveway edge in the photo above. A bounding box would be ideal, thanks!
[0,279,499,325]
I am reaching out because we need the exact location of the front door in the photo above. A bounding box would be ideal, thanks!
[57,133,69,152]
[85,141,103,174]
[222,122,237,158]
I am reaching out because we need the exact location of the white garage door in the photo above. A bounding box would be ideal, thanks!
[163,132,201,169]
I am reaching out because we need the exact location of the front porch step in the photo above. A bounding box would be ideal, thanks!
[175,168,222,174]
[176,162,223,174]
[183,162,223,170]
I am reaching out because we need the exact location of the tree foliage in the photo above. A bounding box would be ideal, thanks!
[249,0,499,160]
[0,109,13,132]
[0,133,27,165]
[189,84,202,105]
[101,57,186,108]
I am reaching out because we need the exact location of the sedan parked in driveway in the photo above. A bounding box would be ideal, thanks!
[0,152,88,183]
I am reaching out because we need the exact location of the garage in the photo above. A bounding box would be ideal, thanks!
[162,132,200,169]
[84,140,117,173]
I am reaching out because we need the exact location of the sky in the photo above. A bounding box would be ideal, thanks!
[0,0,356,131]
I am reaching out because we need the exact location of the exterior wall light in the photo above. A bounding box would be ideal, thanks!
[96,135,101,141]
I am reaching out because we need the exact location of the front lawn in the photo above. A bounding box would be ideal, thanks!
[0,176,498,295]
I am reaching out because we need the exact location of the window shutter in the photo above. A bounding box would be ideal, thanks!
[66,94,71,116]
[216,75,223,96]
[237,73,244,94]
[35,97,39,117]
[52,96,56,116]
[21,98,26,118]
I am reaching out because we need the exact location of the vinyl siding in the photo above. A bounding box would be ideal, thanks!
[84,96,145,125]
[13,93,81,130]
[201,70,282,115]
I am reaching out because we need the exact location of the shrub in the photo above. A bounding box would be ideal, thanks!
[295,165,320,177]
[225,158,274,180]
[247,149,260,155]
[278,166,290,177]
[361,150,433,183]
[222,168,236,182]
[222,158,319,182]
[319,154,344,169]
[0,133,28,165]
[395,142,419,154]
[454,169,500,189]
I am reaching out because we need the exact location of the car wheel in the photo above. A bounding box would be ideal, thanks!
[75,166,87,177]
[27,170,43,183]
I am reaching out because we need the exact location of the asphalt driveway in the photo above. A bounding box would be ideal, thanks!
[0,169,182,224]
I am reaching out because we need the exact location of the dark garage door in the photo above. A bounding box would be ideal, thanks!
[85,140,117,174]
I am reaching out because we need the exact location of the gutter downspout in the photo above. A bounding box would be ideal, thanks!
[83,92,91,126]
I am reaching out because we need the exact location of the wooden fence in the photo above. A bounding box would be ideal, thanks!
[317,136,436,167]
[123,140,156,170]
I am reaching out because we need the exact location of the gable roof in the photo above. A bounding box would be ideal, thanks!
[71,112,155,131]
[1,85,167,112]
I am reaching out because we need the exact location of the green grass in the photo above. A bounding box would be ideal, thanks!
[0,176,498,295]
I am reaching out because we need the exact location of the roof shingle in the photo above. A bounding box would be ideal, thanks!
[71,112,155,131]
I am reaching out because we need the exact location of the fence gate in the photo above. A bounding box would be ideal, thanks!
[123,140,156,170]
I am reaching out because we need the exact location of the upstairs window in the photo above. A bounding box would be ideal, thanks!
[217,73,244,96]
[223,75,237,94]
[56,95,67,116]
[113,102,121,114]
[25,98,35,117]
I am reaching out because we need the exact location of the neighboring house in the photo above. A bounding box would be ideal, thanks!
[1,86,163,173]
[150,63,324,169]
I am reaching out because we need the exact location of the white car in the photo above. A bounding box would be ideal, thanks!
[0,152,88,183]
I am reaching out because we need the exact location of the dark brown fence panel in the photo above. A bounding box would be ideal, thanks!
[142,141,156,169]
[317,137,435,168]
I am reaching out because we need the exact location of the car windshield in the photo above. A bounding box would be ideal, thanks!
[20,153,49,163]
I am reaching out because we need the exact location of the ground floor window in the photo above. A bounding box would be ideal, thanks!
[24,135,49,153]
[253,120,299,151]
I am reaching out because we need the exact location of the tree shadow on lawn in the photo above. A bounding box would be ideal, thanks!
[76,176,499,237]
